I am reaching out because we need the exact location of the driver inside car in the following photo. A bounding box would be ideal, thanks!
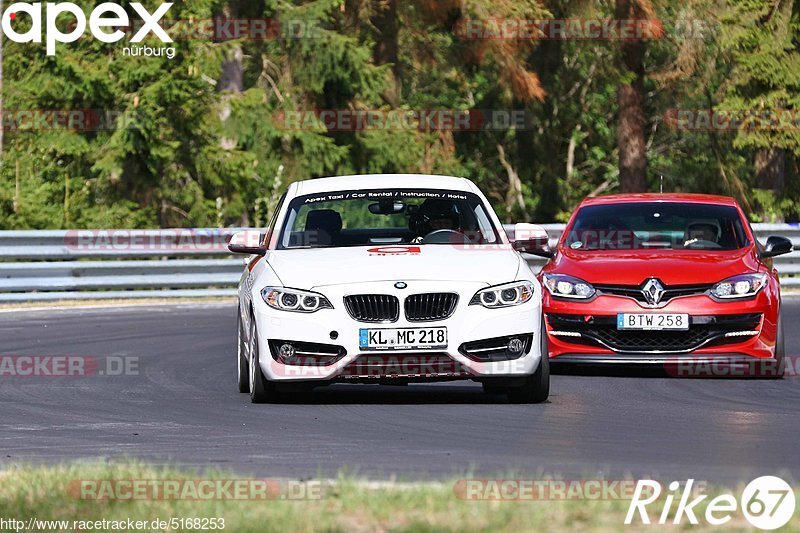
[684,222,720,247]
[409,199,462,243]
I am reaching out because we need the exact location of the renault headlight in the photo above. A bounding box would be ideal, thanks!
[469,281,534,309]
[261,287,333,312]
[542,273,596,300]
[710,273,768,300]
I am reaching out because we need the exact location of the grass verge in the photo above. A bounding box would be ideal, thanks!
[0,461,798,532]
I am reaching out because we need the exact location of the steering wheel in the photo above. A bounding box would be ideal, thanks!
[422,229,469,244]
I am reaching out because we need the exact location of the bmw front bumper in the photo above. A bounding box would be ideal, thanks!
[252,280,544,382]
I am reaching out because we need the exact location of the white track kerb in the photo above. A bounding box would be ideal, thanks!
[231,174,549,401]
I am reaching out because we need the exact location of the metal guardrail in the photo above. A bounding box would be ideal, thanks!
[0,225,797,302]
[0,229,238,260]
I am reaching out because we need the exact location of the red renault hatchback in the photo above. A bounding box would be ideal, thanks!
[536,194,794,376]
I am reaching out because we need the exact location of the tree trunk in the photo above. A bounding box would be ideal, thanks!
[616,0,648,193]
[522,30,564,221]
[371,0,400,105]
[219,48,244,93]
[788,155,799,223]
[755,148,785,190]
[218,0,244,94]
[497,144,528,223]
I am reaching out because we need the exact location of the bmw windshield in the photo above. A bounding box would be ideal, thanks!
[564,202,750,251]
[277,189,501,249]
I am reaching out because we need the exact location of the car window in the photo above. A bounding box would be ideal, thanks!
[564,202,749,251]
[261,192,286,246]
[278,189,500,249]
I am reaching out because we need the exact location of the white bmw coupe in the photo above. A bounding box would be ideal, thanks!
[228,174,552,403]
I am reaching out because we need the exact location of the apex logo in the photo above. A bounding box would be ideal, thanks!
[1,2,173,55]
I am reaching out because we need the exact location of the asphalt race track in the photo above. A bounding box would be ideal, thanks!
[1,299,799,484]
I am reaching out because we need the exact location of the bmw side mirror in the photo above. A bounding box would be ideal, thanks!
[510,223,554,259]
[762,235,793,258]
[228,230,266,255]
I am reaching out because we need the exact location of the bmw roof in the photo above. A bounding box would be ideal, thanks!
[291,174,478,196]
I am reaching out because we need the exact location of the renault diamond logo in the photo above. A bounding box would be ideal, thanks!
[641,278,665,305]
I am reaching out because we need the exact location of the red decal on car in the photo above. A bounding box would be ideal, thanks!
[367,246,421,256]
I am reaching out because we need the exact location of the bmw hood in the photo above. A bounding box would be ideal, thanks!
[264,245,525,289]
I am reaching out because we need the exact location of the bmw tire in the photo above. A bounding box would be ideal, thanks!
[506,317,550,404]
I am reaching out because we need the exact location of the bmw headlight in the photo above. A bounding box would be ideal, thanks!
[710,273,768,299]
[469,281,534,309]
[542,273,596,300]
[261,287,333,312]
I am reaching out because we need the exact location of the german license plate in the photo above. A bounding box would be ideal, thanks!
[359,327,447,351]
[617,313,689,331]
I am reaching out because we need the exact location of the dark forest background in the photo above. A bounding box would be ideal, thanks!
[1,0,799,229]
